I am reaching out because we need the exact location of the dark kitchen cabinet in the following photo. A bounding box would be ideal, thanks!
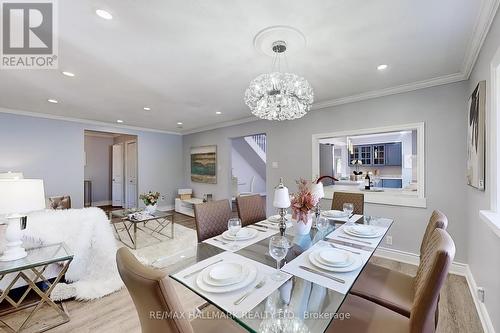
[385,142,402,166]
[372,144,385,165]
[350,145,373,166]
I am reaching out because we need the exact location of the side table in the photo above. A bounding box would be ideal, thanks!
[0,243,73,332]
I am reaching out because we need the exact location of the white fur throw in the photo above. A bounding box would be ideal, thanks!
[22,208,123,301]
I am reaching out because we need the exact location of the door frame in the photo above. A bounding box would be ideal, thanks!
[124,139,138,208]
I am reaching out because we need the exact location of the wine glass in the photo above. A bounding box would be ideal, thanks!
[316,215,330,232]
[227,218,242,250]
[343,203,354,225]
[269,235,289,281]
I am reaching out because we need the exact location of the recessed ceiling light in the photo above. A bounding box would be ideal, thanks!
[62,71,75,77]
[96,9,113,20]
[143,107,151,111]
[117,120,124,123]
[47,99,58,104]
[177,122,183,125]
[215,111,222,115]
[377,64,388,71]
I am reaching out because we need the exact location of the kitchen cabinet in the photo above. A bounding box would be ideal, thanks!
[381,179,402,188]
[350,145,373,166]
[385,142,402,166]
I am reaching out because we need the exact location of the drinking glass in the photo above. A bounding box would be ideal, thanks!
[316,215,330,232]
[227,218,242,251]
[343,203,354,225]
[269,235,289,281]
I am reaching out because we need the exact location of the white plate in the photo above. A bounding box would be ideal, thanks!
[221,228,258,241]
[203,263,248,287]
[196,264,257,293]
[346,225,377,236]
[343,226,384,238]
[317,248,352,267]
[208,262,243,282]
[308,250,363,272]
[322,210,349,219]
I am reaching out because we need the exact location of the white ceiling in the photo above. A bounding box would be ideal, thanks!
[0,0,497,134]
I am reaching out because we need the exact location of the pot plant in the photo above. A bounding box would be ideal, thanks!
[140,191,160,214]
[290,179,320,235]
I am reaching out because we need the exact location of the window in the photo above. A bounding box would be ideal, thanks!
[312,123,426,208]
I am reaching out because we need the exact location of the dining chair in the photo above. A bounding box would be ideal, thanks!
[194,199,232,242]
[235,194,266,226]
[326,228,455,333]
[116,247,244,333]
[349,210,448,317]
[331,192,364,215]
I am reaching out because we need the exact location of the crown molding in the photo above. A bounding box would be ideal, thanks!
[462,0,500,79]
[0,107,182,136]
[181,116,259,135]
[312,72,466,110]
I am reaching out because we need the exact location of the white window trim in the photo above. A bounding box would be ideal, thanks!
[312,122,426,208]
[479,45,500,237]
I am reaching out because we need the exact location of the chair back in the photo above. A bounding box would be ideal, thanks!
[116,247,194,333]
[236,195,266,227]
[194,199,232,242]
[48,195,71,209]
[411,229,455,333]
[331,192,364,215]
[420,210,448,257]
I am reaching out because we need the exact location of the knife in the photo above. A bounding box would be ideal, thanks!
[326,238,375,252]
[247,225,267,232]
[299,265,345,284]
[182,258,224,279]
[338,235,373,245]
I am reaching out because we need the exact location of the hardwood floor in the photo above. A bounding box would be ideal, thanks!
[1,213,483,333]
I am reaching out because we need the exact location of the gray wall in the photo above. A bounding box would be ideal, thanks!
[0,111,184,208]
[183,81,469,261]
[466,9,500,332]
[84,135,113,203]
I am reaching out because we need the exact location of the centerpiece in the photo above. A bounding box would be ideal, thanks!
[351,159,363,180]
[290,179,320,235]
[139,191,160,214]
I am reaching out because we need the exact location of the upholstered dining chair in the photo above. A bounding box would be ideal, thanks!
[236,194,266,226]
[116,247,243,333]
[194,199,232,242]
[48,195,71,209]
[327,228,455,333]
[331,192,364,215]
[349,210,449,318]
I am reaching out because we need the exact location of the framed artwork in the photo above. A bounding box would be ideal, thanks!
[467,80,486,190]
[191,145,217,184]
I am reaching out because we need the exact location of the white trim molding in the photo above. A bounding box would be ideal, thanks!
[374,247,495,333]
[479,210,500,238]
[311,123,426,208]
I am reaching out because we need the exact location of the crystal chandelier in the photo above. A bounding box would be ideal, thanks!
[244,40,313,121]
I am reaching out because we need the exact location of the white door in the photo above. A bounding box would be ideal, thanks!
[125,141,137,208]
[112,144,124,207]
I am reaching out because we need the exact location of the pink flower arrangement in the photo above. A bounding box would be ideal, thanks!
[139,191,160,206]
[290,178,320,224]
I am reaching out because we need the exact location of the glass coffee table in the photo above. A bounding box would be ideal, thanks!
[109,209,175,249]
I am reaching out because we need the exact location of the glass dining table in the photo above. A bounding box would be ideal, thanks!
[166,216,393,333]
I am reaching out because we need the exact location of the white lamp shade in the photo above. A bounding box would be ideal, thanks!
[311,182,325,199]
[273,186,291,208]
[0,179,46,215]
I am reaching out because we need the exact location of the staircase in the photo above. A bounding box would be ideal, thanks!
[244,134,266,163]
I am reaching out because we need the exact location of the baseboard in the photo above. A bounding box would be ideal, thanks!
[91,200,112,207]
[374,247,495,333]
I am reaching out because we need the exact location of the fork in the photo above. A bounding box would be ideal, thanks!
[213,238,229,245]
[247,225,267,232]
[233,278,267,305]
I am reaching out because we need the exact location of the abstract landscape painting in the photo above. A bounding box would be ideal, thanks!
[466,81,486,190]
[191,145,217,184]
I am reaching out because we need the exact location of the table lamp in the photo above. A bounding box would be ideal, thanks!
[311,181,325,229]
[273,178,291,236]
[0,179,45,261]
